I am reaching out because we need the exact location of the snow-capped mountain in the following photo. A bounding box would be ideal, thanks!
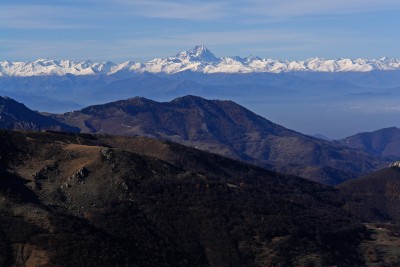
[2,45,400,76]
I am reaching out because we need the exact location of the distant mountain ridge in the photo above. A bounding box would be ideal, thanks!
[2,45,400,76]
[53,95,385,185]
[0,96,79,132]
[340,127,400,159]
[0,95,388,184]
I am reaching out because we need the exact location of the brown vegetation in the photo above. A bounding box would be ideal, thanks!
[0,130,371,266]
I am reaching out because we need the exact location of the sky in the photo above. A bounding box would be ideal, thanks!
[2,0,400,62]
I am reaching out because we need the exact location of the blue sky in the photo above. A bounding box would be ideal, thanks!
[1,0,400,62]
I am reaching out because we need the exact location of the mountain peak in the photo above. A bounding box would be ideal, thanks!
[170,95,209,106]
[192,44,209,53]
[176,45,218,62]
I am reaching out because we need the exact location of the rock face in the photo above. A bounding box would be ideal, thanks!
[55,95,385,185]
[0,130,368,266]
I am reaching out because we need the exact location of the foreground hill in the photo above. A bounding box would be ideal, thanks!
[0,130,369,266]
[0,96,79,132]
[340,127,400,159]
[339,165,400,223]
[54,95,385,185]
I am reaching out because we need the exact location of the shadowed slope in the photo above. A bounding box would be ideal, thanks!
[0,130,367,266]
[0,96,79,132]
[339,166,400,223]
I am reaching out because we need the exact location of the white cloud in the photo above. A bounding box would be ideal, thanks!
[0,1,227,30]
[244,0,400,17]
[115,0,227,20]
[0,4,109,29]
[2,0,399,31]
[0,39,114,61]
[99,28,315,57]
[1,19,391,61]
[0,28,328,61]
[170,29,308,45]
[1,1,399,60]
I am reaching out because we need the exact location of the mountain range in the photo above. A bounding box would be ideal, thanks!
[3,46,400,266]
[2,46,400,140]
[2,45,400,76]
[1,94,400,265]
[56,95,389,185]
[0,95,387,185]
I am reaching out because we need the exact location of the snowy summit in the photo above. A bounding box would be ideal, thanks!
[1,46,400,77]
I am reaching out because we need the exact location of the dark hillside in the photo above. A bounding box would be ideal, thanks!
[0,130,367,266]
[339,166,400,224]
[0,96,79,132]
